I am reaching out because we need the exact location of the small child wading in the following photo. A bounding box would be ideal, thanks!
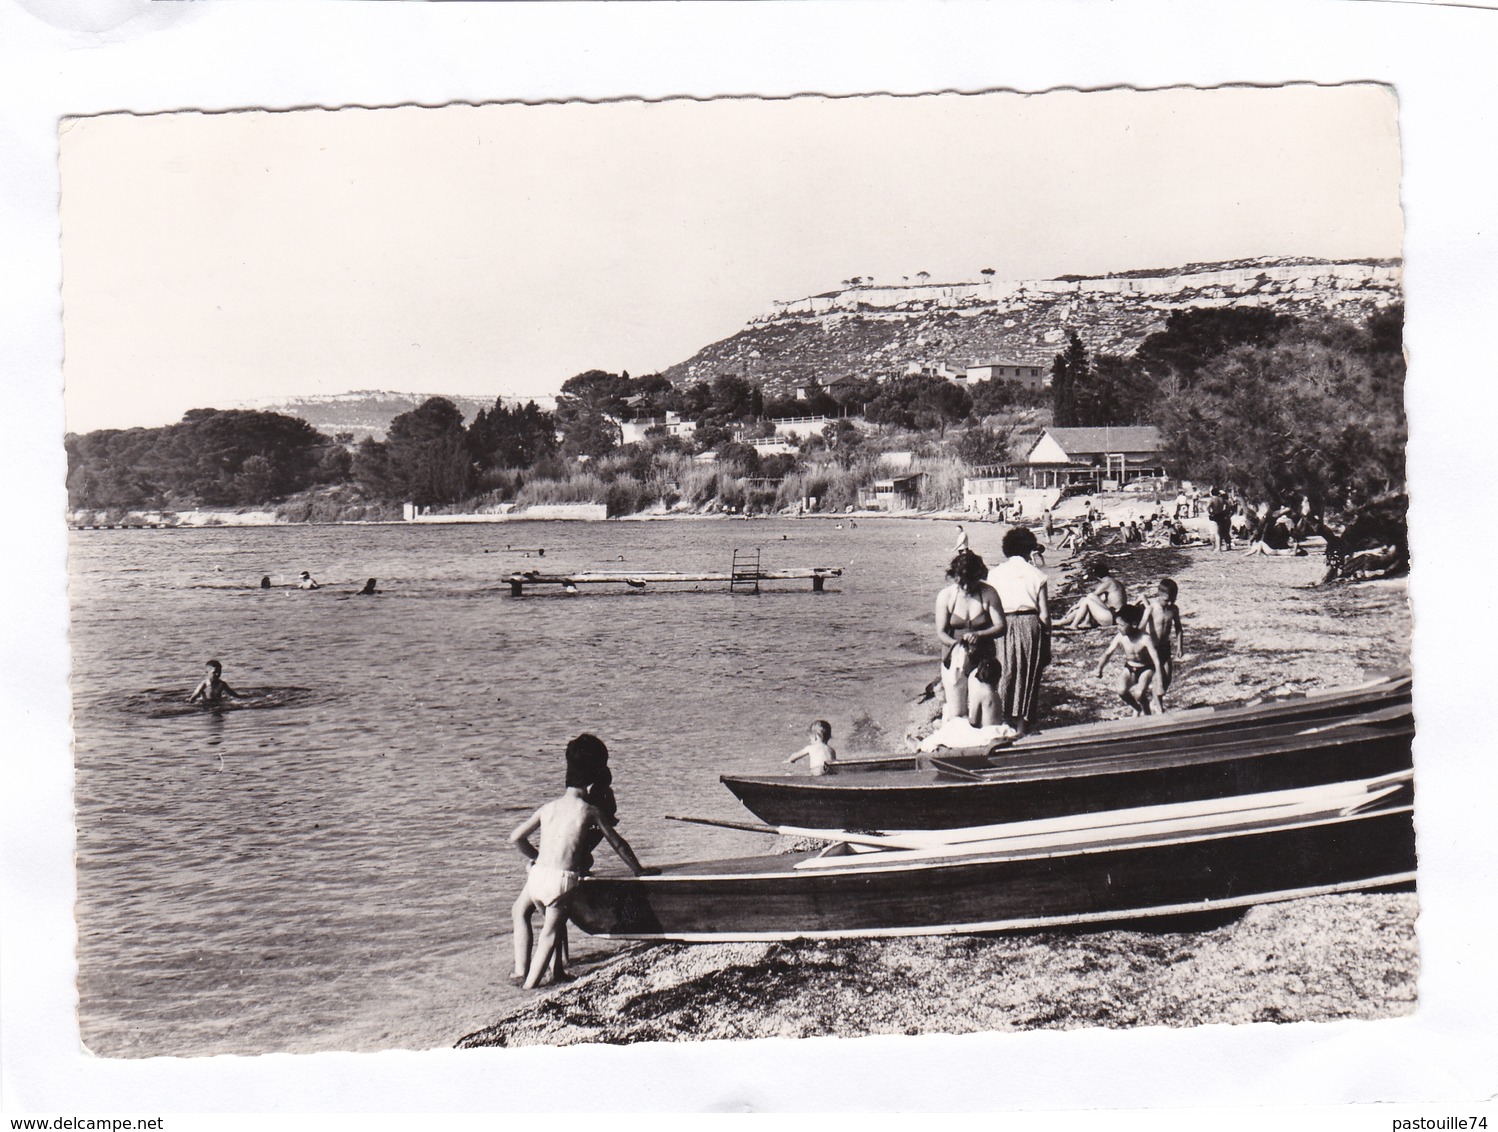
[785,720,837,776]
[187,659,240,705]
[1096,604,1166,716]
[509,734,651,989]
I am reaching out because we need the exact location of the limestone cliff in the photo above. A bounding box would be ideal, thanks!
[662,256,1402,396]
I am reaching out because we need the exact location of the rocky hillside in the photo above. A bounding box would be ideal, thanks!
[663,257,1402,397]
[236,391,556,441]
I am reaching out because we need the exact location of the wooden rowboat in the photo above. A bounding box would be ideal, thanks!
[831,670,1411,776]
[568,775,1416,941]
[721,702,1413,831]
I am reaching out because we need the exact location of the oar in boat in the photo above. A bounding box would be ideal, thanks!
[665,814,781,836]
[665,814,937,851]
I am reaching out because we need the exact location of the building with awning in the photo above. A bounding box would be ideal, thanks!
[962,465,1019,512]
[1021,426,1164,489]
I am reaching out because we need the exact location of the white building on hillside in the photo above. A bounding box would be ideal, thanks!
[965,359,1050,389]
[617,411,697,445]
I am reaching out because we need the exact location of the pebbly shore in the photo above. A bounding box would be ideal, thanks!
[459,540,1416,1049]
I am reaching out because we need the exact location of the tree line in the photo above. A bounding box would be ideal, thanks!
[1050,304,1406,509]
[66,304,1404,520]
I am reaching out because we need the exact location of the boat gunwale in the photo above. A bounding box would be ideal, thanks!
[720,718,1415,794]
[585,802,1414,884]
[818,679,1412,773]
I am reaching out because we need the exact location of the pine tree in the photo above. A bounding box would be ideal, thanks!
[1051,331,1090,426]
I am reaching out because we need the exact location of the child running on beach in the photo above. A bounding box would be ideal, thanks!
[1143,578,1185,695]
[785,719,838,776]
[1096,604,1166,716]
[187,659,240,705]
[510,739,652,990]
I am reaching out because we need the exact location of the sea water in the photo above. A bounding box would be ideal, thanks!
[68,516,961,1056]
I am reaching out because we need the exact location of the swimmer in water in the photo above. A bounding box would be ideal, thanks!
[298,571,320,590]
[188,659,241,705]
[260,576,272,589]
[358,578,380,595]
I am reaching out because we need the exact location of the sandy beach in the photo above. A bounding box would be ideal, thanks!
[458,534,1415,1049]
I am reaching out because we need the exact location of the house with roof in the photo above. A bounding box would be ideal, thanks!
[904,361,964,381]
[616,409,697,445]
[1021,426,1164,489]
[820,373,863,398]
[859,473,927,512]
[965,359,1050,389]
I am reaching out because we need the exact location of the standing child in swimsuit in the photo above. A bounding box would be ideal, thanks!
[1096,604,1165,716]
[1143,578,1185,695]
[784,719,837,776]
[510,752,651,989]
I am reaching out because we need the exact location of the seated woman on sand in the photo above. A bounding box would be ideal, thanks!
[934,550,1007,722]
[1243,508,1301,557]
[1055,559,1126,630]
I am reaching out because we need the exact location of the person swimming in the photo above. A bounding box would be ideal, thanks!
[260,576,272,589]
[358,578,380,595]
[298,571,320,590]
[187,659,241,705]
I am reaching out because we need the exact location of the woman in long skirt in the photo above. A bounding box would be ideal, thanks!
[989,526,1051,736]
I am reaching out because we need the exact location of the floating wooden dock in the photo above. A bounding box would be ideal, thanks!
[505,565,841,596]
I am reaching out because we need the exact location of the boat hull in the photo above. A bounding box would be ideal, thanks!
[568,805,1416,941]
[812,673,1411,777]
[722,717,1413,831]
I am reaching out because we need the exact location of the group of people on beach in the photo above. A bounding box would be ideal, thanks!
[929,518,1188,737]
[1048,552,1184,716]
[1090,576,1184,717]
[934,525,1052,741]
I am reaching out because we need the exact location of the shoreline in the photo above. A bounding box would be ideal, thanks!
[67,504,1090,530]
[456,543,1414,1049]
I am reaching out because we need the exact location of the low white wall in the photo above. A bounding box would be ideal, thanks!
[409,503,609,523]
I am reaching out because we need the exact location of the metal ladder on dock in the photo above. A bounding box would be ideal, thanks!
[730,548,761,594]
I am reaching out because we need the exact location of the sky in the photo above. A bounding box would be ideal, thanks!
[58,84,1404,434]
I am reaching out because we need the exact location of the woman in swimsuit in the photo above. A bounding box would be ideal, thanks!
[934,550,1007,722]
